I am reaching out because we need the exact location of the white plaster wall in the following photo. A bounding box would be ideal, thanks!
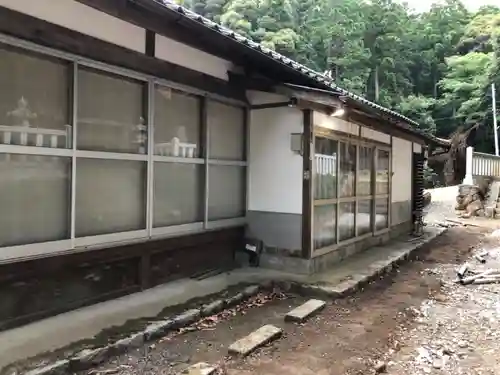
[392,137,412,203]
[249,100,303,214]
[1,0,146,53]
[247,91,289,105]
[391,136,413,226]
[313,112,359,136]
[361,127,391,144]
[155,35,232,81]
[413,143,422,153]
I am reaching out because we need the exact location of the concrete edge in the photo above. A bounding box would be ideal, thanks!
[274,228,448,300]
[21,285,262,375]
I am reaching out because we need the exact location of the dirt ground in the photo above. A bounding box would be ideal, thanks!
[84,226,495,375]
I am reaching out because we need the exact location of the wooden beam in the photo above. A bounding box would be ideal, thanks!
[348,109,425,145]
[302,109,314,259]
[274,85,343,109]
[0,6,245,101]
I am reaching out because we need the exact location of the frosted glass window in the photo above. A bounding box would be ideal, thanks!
[358,146,373,196]
[153,162,203,227]
[314,137,337,200]
[75,159,146,237]
[77,69,147,154]
[154,87,200,158]
[357,199,373,236]
[376,150,390,194]
[339,202,355,241]
[208,166,245,220]
[339,142,356,197]
[208,101,245,160]
[313,204,336,250]
[0,46,71,149]
[0,155,70,247]
[375,198,389,230]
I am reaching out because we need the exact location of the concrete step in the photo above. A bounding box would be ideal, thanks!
[228,324,282,357]
[182,362,217,375]
[285,299,326,323]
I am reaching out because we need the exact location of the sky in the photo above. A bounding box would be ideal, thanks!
[400,0,499,13]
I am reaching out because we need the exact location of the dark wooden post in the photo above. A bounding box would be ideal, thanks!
[302,109,313,259]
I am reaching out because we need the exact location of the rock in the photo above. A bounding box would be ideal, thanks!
[442,347,454,355]
[432,359,443,369]
[374,360,387,373]
[458,340,468,348]
[485,206,495,218]
[465,200,483,216]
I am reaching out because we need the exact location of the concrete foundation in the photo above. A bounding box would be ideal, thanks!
[246,210,302,256]
[258,221,412,274]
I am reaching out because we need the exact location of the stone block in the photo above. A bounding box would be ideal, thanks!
[201,300,224,317]
[182,362,217,375]
[143,319,174,341]
[285,299,326,322]
[70,347,109,371]
[24,360,69,375]
[225,292,244,306]
[228,324,282,356]
[173,309,201,328]
[242,285,260,297]
[111,332,144,353]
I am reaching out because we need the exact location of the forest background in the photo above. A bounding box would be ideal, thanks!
[173,0,500,152]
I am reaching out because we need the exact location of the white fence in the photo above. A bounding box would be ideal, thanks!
[0,125,72,148]
[463,146,500,184]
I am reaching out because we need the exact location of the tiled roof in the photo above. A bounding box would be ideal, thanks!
[150,0,446,145]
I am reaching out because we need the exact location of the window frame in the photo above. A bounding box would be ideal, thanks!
[0,34,247,262]
[312,128,392,257]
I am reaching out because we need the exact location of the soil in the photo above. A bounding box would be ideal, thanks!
[85,226,490,375]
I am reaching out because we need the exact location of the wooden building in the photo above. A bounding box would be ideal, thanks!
[0,0,439,330]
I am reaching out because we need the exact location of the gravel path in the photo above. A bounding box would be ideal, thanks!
[385,232,500,375]
[424,186,458,225]
[82,227,489,375]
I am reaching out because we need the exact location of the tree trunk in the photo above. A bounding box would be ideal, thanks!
[374,65,380,102]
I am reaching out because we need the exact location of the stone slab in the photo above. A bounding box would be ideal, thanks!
[228,324,282,356]
[487,181,500,207]
[285,299,326,322]
[182,362,217,375]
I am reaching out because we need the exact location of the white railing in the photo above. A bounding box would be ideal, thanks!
[154,137,197,158]
[315,154,337,176]
[0,124,72,148]
[463,146,500,184]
